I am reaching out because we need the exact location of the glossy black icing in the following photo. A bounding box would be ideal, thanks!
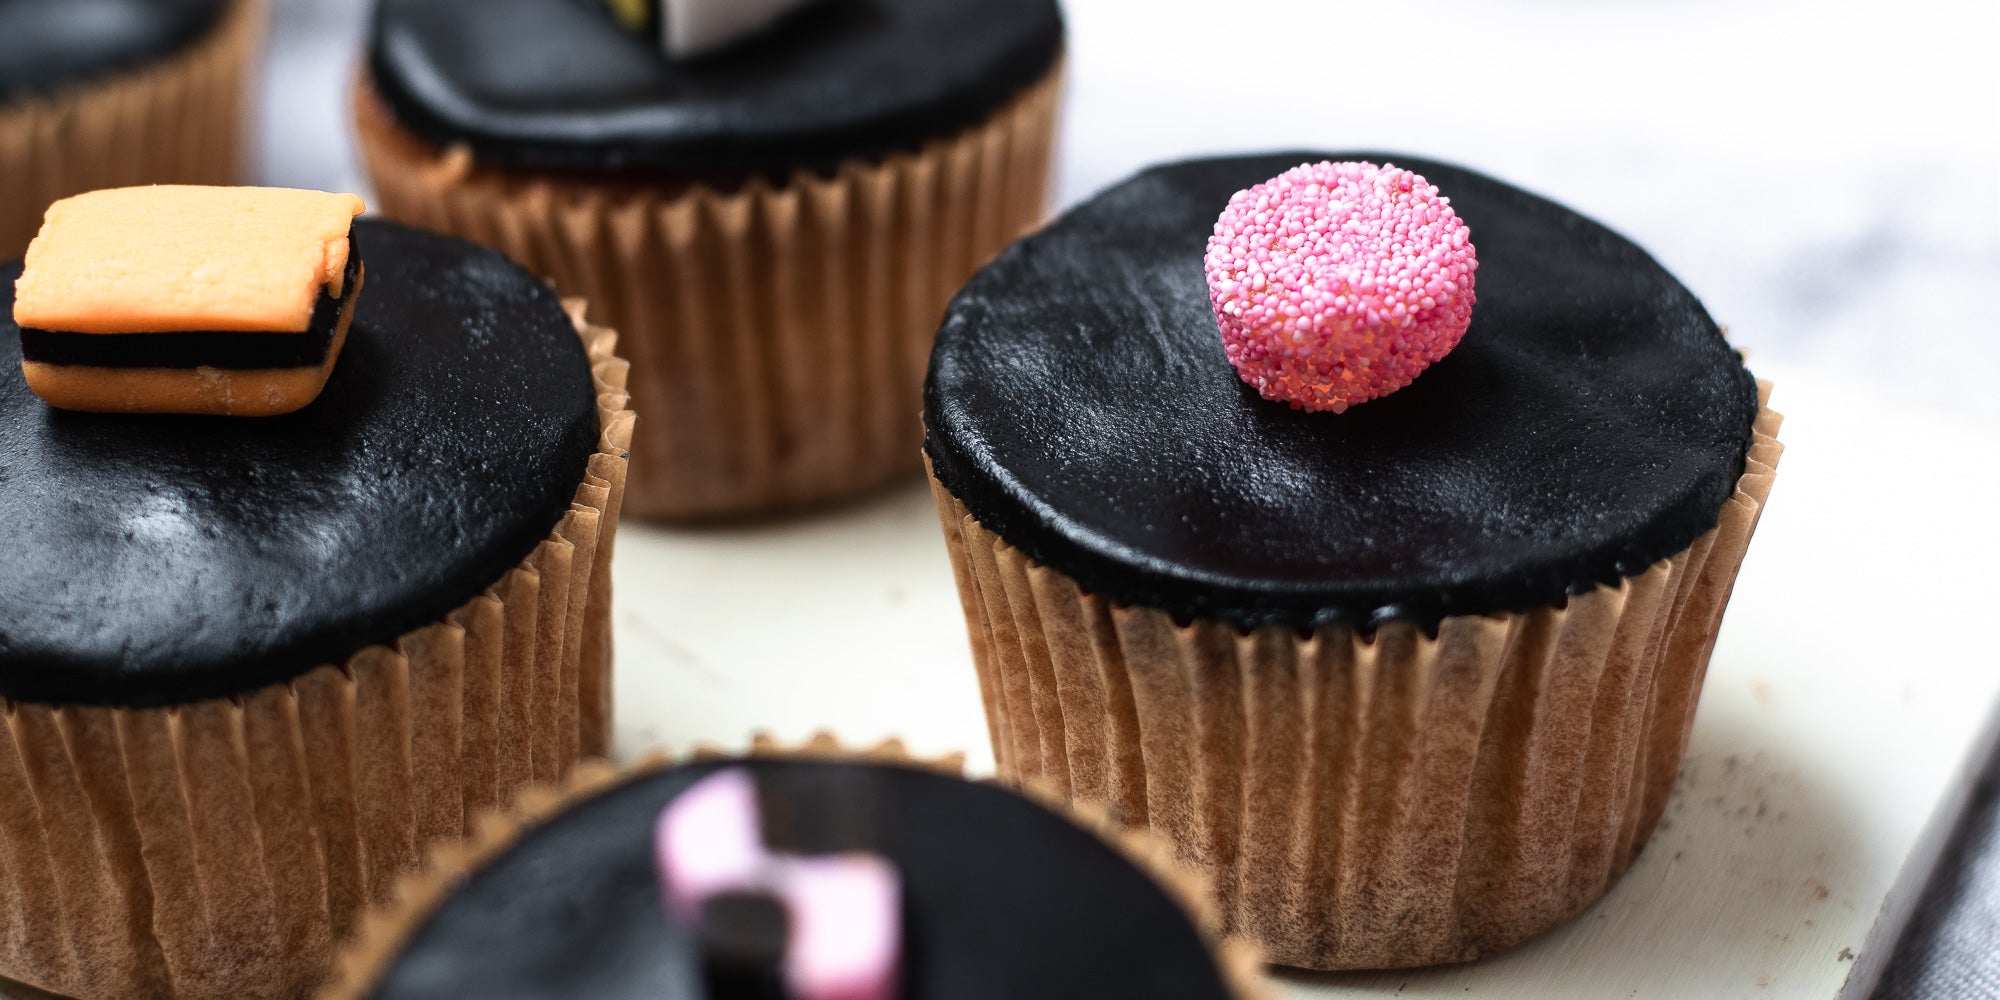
[19,247,361,370]
[366,759,1235,1000]
[0,0,227,100]
[365,0,1063,177]
[924,152,1759,632]
[0,220,600,707]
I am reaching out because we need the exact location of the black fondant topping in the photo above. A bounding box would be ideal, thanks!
[0,0,227,100]
[19,246,362,370]
[365,759,1235,1000]
[924,152,1759,632]
[0,220,600,707]
[365,0,1063,177]
[757,763,883,854]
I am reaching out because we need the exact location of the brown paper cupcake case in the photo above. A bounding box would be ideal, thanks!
[0,304,634,1000]
[353,63,1064,521]
[0,0,261,257]
[317,733,1273,1000]
[929,384,1783,971]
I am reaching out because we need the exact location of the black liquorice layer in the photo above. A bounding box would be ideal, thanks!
[0,0,228,100]
[367,759,1235,1000]
[19,245,362,370]
[0,220,600,707]
[366,0,1064,178]
[924,152,1759,633]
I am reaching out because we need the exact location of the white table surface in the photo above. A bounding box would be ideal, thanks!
[239,2,1999,997]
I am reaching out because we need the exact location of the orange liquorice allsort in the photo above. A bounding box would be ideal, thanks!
[12,185,367,416]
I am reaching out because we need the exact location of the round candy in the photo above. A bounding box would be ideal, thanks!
[1205,160,1477,413]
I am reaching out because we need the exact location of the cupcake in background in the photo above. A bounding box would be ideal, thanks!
[353,0,1065,520]
[924,154,1782,969]
[0,0,261,255]
[0,186,632,997]
[320,736,1269,999]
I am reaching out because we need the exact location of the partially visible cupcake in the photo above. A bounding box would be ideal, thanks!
[353,0,1065,519]
[924,153,1782,969]
[0,186,633,998]
[0,0,261,255]
[320,737,1268,999]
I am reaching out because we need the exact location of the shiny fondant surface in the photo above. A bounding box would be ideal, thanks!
[0,0,226,99]
[0,220,600,706]
[924,152,1759,631]
[365,0,1063,176]
[367,759,1235,1000]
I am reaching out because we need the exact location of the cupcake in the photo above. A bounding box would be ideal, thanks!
[923,154,1783,969]
[0,0,261,255]
[353,0,1065,520]
[320,737,1268,999]
[0,186,633,998]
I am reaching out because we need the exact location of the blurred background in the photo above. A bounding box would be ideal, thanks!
[267,0,2000,423]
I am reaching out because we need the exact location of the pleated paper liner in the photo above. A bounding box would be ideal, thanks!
[929,384,1783,972]
[0,304,634,1000]
[0,0,261,258]
[353,62,1064,521]
[317,733,1274,1000]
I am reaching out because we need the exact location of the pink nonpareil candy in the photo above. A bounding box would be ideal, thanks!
[1205,160,1478,413]
[654,768,902,1000]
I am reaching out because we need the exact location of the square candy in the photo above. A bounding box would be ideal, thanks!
[13,186,366,335]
